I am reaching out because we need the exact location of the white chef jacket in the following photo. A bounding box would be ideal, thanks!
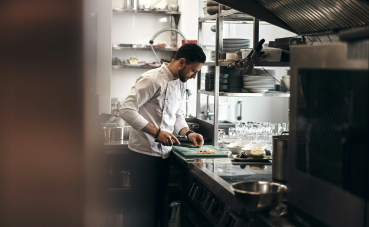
[120,63,188,159]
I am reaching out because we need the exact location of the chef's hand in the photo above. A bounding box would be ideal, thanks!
[156,130,180,146]
[188,133,204,147]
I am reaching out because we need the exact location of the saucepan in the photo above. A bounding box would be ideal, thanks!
[231,181,287,211]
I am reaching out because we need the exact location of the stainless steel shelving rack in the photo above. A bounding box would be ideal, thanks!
[112,9,181,69]
[197,6,290,146]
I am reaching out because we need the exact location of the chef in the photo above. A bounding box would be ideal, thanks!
[120,43,206,227]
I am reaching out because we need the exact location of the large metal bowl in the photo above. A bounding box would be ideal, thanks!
[231,181,287,211]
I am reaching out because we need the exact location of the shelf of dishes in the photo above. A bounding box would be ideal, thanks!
[113,8,181,15]
[203,61,289,67]
[112,56,162,68]
[112,64,159,69]
[199,9,254,22]
[198,90,290,97]
[112,44,178,52]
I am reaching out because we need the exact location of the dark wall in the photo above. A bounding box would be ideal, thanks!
[0,1,103,226]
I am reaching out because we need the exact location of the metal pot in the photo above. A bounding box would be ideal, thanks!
[272,132,289,182]
[123,126,131,140]
[231,181,288,211]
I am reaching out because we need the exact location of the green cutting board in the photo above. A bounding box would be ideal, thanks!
[172,145,229,158]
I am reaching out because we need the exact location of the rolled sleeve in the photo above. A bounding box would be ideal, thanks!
[174,97,188,134]
[120,76,156,131]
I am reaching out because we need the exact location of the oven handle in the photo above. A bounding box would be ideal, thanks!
[188,183,196,197]
[207,199,222,217]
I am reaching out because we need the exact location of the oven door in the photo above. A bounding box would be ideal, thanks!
[289,42,369,227]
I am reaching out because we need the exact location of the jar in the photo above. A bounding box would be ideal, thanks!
[104,127,111,141]
[116,127,123,141]
[111,127,117,141]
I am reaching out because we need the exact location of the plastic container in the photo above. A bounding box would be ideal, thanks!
[261,48,283,62]
[241,48,252,59]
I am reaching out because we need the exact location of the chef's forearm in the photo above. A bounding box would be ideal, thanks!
[141,123,160,137]
[178,127,190,136]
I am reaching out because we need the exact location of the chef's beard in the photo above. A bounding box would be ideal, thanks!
[178,66,187,82]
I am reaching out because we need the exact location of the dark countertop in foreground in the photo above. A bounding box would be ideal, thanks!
[171,150,294,227]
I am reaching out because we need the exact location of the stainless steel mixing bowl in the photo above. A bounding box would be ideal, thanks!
[231,181,288,211]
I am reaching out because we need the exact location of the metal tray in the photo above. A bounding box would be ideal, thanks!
[233,155,272,162]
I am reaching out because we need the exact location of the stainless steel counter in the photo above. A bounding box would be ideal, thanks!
[171,150,294,227]
[104,140,129,154]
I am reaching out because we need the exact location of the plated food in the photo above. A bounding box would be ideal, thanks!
[250,149,266,159]
[235,147,271,162]
[227,140,251,154]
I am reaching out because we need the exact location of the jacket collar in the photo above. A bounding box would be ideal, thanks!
[161,63,175,81]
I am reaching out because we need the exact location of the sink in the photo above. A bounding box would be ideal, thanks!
[205,120,234,125]
[218,120,234,124]
[205,120,235,134]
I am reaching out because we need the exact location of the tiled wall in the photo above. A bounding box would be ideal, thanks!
[108,0,295,124]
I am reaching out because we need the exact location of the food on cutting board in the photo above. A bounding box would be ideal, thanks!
[250,149,266,159]
[197,150,216,154]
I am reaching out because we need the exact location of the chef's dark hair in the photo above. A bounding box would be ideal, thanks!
[173,43,206,63]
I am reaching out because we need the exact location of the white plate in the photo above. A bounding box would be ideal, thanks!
[122,63,145,66]
[249,89,269,93]
[243,80,274,84]
[244,85,274,89]
[243,78,273,83]
[148,64,161,67]
[222,48,242,52]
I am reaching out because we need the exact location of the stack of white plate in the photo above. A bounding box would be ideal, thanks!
[254,69,275,76]
[223,38,250,53]
[243,76,274,93]
[210,51,216,61]
[243,69,275,93]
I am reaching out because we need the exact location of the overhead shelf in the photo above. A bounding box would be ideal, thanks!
[203,61,230,66]
[112,44,178,52]
[198,90,290,97]
[113,8,181,15]
[199,9,253,22]
[112,65,159,69]
[203,61,289,67]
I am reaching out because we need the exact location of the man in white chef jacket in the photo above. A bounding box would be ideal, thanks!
[120,43,206,227]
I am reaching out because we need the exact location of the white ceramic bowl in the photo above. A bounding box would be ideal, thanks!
[227,144,243,154]
[242,143,268,155]
[227,140,251,154]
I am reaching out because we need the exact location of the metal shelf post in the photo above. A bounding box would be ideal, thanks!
[196,20,203,119]
[213,4,224,147]
[196,6,289,147]
[253,18,259,49]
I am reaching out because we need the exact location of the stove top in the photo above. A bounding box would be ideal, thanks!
[202,161,272,185]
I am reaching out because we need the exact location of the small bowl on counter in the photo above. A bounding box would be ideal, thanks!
[227,140,251,154]
[231,181,288,211]
[241,143,268,156]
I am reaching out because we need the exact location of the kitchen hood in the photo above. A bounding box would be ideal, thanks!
[215,0,369,35]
